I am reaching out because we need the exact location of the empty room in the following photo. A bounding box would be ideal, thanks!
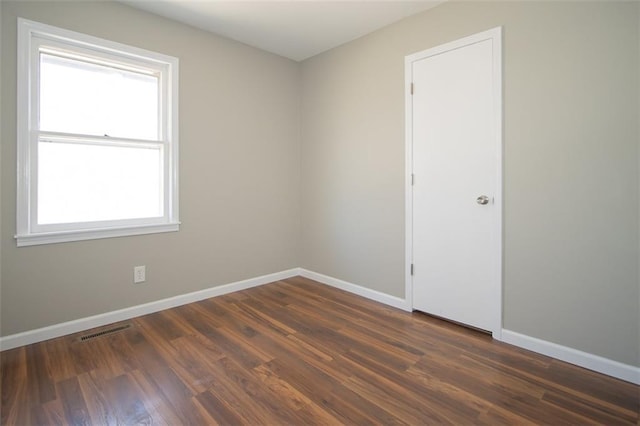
[1,0,639,424]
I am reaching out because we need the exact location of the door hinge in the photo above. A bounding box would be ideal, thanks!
[411,174,415,186]
[410,264,414,275]
[410,82,414,95]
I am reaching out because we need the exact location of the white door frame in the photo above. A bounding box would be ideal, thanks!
[404,27,503,339]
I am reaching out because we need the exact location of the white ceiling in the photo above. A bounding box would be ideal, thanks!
[122,1,444,61]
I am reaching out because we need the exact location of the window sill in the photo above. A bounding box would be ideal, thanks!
[15,222,180,247]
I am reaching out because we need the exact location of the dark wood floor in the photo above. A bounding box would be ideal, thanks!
[1,276,638,425]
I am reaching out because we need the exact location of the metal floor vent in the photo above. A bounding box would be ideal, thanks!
[78,323,132,342]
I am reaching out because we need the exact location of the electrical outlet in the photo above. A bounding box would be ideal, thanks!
[134,266,146,284]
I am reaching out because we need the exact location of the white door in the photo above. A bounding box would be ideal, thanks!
[407,28,502,335]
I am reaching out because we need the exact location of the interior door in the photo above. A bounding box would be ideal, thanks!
[409,28,502,334]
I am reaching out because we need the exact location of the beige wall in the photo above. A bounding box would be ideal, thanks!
[301,1,640,366]
[0,1,301,335]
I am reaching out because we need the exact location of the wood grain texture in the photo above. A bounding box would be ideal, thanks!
[1,276,638,425]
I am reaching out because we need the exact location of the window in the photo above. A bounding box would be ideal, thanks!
[16,19,179,246]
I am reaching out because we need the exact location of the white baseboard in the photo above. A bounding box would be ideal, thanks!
[501,329,640,385]
[3,268,637,387]
[299,268,411,312]
[0,268,300,351]
[296,270,640,385]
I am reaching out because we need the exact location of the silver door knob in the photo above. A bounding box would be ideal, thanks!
[476,195,490,205]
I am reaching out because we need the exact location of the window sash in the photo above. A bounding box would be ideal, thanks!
[38,51,162,141]
[32,37,168,140]
[32,133,168,232]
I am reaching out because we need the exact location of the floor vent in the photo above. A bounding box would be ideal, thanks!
[78,323,132,342]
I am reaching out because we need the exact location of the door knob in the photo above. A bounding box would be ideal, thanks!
[476,195,490,205]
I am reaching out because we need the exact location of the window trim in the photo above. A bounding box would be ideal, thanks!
[16,18,179,247]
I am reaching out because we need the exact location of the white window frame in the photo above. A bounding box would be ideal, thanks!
[16,18,179,247]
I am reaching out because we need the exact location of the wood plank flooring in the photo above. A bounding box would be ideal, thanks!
[2,276,639,425]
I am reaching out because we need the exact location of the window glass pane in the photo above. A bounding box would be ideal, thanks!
[39,53,159,140]
[38,141,163,224]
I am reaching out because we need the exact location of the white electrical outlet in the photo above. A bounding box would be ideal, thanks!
[134,266,146,284]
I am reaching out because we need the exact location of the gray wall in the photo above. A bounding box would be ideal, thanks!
[0,2,3,327]
[300,1,640,366]
[1,0,638,369]
[0,1,301,335]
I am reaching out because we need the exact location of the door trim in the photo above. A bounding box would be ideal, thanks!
[404,27,503,339]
